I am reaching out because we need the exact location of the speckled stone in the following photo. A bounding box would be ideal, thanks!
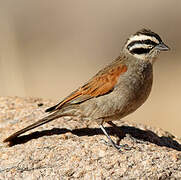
[0,96,181,179]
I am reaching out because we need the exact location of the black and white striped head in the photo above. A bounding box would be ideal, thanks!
[124,29,170,61]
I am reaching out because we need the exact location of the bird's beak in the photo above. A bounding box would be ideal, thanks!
[156,42,170,51]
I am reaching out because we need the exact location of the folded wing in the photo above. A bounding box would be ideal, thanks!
[46,62,127,112]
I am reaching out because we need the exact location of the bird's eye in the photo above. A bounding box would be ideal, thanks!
[130,48,151,55]
[143,40,157,46]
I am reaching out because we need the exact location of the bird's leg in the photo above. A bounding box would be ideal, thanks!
[100,124,123,151]
[107,121,141,144]
[107,121,125,138]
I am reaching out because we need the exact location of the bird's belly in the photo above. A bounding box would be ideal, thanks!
[120,75,153,118]
[80,65,153,122]
[80,81,151,121]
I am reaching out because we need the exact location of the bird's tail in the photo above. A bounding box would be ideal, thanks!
[3,111,64,142]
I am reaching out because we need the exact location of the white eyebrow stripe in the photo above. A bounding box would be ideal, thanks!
[129,44,153,51]
[126,35,160,45]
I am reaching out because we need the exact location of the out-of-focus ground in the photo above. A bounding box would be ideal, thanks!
[0,1,180,136]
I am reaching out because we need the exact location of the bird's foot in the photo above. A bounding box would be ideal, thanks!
[100,138,131,151]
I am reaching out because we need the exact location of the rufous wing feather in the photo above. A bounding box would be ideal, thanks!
[46,63,127,112]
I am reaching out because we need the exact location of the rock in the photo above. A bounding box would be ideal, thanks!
[0,96,181,179]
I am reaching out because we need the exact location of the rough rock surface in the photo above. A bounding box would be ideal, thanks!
[0,96,181,179]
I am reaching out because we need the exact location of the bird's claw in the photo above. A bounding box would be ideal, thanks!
[100,138,131,151]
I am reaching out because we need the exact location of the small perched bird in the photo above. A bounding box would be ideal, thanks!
[4,29,170,150]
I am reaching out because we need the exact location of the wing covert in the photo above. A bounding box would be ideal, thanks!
[45,62,127,112]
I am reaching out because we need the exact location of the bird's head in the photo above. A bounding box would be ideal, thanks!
[123,29,170,63]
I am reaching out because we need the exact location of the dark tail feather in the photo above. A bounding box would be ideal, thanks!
[3,112,63,142]
[45,103,60,113]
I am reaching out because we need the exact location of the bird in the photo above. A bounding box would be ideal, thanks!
[4,29,170,150]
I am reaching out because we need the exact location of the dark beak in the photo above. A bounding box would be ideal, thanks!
[156,42,170,51]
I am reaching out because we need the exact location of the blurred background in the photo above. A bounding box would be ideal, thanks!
[0,1,181,136]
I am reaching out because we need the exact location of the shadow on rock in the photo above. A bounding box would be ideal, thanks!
[6,125,181,151]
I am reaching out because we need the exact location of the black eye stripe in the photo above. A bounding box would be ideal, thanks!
[130,48,152,55]
[143,40,158,46]
[127,40,158,49]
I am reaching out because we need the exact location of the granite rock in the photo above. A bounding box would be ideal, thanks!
[0,97,181,179]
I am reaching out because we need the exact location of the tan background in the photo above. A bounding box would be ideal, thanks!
[0,1,181,136]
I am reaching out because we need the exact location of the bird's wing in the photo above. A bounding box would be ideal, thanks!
[45,62,127,112]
